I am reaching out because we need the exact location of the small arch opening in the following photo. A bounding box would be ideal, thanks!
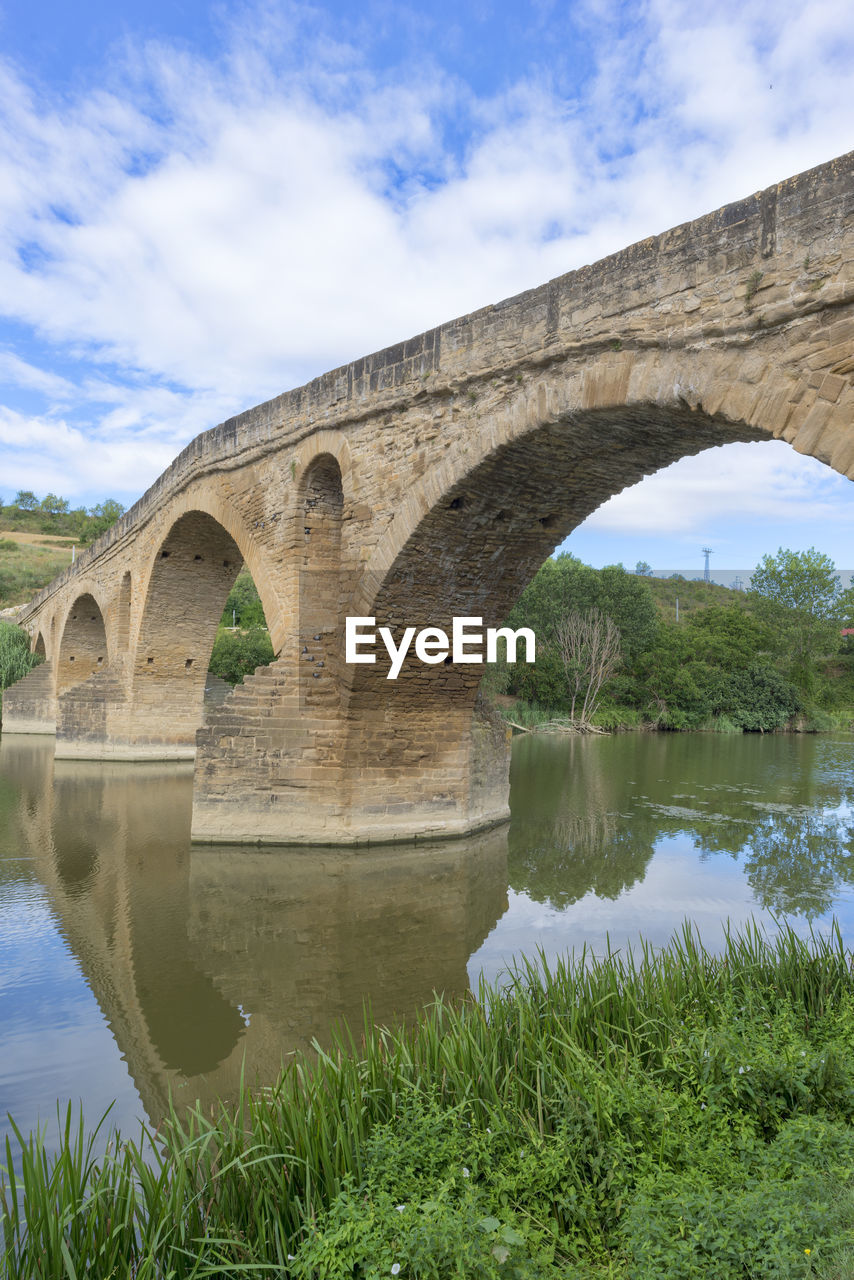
[57,594,107,693]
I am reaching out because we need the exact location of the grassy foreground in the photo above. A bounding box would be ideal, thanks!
[5,924,854,1278]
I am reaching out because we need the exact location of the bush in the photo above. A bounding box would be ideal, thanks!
[623,1160,852,1279]
[208,627,274,684]
[723,662,802,731]
[590,705,643,730]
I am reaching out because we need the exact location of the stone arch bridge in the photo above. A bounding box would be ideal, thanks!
[6,151,854,844]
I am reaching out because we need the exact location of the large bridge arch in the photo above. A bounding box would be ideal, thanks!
[360,339,852,610]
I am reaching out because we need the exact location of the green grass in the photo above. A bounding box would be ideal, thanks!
[4,922,854,1277]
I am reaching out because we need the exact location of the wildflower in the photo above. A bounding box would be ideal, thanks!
[392,1265,401,1275]
[396,1205,406,1213]
[462,1167,470,1177]
[805,1248,811,1255]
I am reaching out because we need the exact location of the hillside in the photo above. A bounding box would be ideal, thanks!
[0,535,76,608]
[0,497,125,607]
[644,575,753,624]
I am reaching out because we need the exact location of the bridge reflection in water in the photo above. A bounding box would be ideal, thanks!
[2,736,507,1130]
[3,729,854,1144]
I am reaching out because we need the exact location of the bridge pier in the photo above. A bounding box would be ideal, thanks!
[191,664,511,845]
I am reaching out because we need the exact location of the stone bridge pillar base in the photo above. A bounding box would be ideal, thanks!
[190,665,512,845]
[1,662,57,735]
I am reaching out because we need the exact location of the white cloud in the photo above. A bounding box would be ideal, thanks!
[0,401,190,502]
[0,352,75,400]
[580,441,854,552]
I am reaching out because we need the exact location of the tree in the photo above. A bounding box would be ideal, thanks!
[506,554,658,659]
[555,608,622,726]
[635,623,726,729]
[685,606,774,671]
[40,493,69,515]
[14,491,37,511]
[749,548,842,690]
[839,584,854,628]
[221,570,266,628]
[635,560,653,576]
[501,554,659,713]
[86,499,125,541]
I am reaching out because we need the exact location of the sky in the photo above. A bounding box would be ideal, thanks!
[0,0,852,577]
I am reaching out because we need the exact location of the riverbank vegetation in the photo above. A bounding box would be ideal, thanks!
[4,923,854,1277]
[489,549,854,734]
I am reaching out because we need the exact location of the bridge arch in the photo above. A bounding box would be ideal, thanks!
[136,487,285,656]
[129,510,253,751]
[33,632,46,660]
[343,342,851,830]
[361,342,850,610]
[57,593,108,694]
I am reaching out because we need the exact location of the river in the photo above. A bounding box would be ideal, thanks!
[1,728,852,1152]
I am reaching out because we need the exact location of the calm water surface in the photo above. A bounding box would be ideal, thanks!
[1,729,853,1150]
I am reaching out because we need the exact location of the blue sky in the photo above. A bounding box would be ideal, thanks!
[0,0,852,575]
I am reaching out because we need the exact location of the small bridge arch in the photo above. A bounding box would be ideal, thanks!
[57,593,109,694]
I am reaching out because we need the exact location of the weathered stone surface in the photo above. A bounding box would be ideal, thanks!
[5,150,854,843]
